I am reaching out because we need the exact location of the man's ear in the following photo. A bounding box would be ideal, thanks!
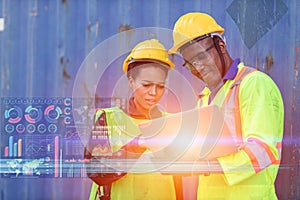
[218,39,226,54]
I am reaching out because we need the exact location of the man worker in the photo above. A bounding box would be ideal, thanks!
[169,12,284,200]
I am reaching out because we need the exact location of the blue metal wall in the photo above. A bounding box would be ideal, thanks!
[0,0,299,199]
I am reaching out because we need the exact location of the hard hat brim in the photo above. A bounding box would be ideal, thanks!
[127,59,173,70]
[169,32,224,54]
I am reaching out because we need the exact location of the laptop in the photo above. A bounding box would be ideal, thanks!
[138,105,237,163]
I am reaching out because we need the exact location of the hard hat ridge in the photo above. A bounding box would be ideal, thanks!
[170,12,224,53]
[123,39,175,73]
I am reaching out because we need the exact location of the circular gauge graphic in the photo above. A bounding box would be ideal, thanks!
[48,124,58,133]
[3,98,10,104]
[63,116,72,125]
[27,124,36,134]
[64,107,71,115]
[10,99,16,104]
[5,106,23,124]
[37,124,47,134]
[15,98,23,104]
[44,105,62,123]
[22,98,29,104]
[5,124,15,133]
[51,98,62,105]
[64,98,72,106]
[25,105,43,124]
[16,124,26,134]
[45,98,53,104]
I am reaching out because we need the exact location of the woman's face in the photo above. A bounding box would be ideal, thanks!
[129,64,168,111]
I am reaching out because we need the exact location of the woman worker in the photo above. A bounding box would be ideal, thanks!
[87,39,177,200]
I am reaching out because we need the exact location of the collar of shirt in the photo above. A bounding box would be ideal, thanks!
[223,58,241,81]
[206,58,240,104]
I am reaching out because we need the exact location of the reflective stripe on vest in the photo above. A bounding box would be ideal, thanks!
[222,66,256,144]
[222,66,281,172]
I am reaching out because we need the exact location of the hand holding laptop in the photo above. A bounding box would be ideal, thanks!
[138,105,237,162]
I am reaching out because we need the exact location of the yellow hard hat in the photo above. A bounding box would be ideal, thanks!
[123,39,175,73]
[170,12,224,53]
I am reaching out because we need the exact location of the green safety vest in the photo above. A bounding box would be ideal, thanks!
[197,63,284,200]
[88,107,176,200]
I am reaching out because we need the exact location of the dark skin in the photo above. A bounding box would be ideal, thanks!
[180,37,233,90]
[179,37,234,173]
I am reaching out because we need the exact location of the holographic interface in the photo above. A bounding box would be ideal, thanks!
[0,97,126,178]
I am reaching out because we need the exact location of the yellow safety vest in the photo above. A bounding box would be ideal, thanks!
[89,107,176,200]
[197,63,284,200]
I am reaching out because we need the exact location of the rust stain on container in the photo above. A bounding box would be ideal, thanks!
[294,46,299,77]
[63,67,71,80]
[118,24,133,32]
[265,51,274,72]
[61,57,71,80]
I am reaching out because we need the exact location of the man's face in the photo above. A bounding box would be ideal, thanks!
[180,38,223,88]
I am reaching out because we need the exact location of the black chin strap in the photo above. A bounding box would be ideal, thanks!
[212,36,226,78]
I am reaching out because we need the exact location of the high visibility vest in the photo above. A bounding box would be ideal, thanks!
[197,63,284,200]
[88,107,176,200]
[222,66,281,168]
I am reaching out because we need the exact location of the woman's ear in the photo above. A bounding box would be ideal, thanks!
[128,76,134,88]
